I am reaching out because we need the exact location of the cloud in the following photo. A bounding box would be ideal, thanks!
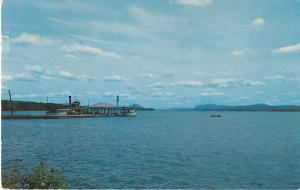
[174,0,212,7]
[138,73,155,79]
[242,80,265,87]
[252,18,265,27]
[163,70,176,77]
[47,17,78,27]
[1,74,13,81]
[10,65,91,82]
[100,91,142,100]
[209,78,265,88]
[2,85,8,90]
[231,49,252,56]
[175,80,203,87]
[2,34,9,40]
[56,70,92,81]
[88,20,142,37]
[102,91,121,97]
[102,75,128,81]
[50,16,143,39]
[57,70,78,80]
[240,96,250,100]
[13,33,55,45]
[199,91,223,96]
[24,65,44,73]
[64,54,80,61]
[13,91,72,99]
[272,43,300,53]
[209,78,238,87]
[151,91,174,98]
[266,75,296,81]
[149,82,173,89]
[14,73,39,82]
[62,43,121,59]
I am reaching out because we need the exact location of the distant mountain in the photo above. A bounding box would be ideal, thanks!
[173,103,300,111]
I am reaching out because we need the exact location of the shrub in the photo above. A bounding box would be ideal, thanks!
[2,161,68,189]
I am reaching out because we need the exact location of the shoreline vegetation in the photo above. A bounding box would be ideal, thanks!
[2,160,68,189]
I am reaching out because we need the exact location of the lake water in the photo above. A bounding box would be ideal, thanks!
[2,111,300,189]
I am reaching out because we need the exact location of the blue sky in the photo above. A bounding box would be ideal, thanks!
[1,0,300,108]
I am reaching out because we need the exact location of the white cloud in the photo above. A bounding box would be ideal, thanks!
[12,65,91,82]
[2,34,9,40]
[14,73,39,82]
[252,18,265,27]
[242,80,265,87]
[139,73,155,79]
[175,0,212,7]
[1,74,13,81]
[209,78,265,88]
[151,91,174,98]
[57,70,91,81]
[175,80,203,87]
[101,91,141,100]
[272,43,300,53]
[231,49,251,56]
[267,75,287,80]
[58,70,74,78]
[210,78,238,87]
[24,65,44,73]
[2,85,8,90]
[13,91,72,99]
[103,75,128,81]
[65,54,80,60]
[199,91,223,96]
[266,75,296,81]
[102,91,119,97]
[88,20,142,37]
[149,82,173,89]
[13,33,55,45]
[62,43,121,59]
[47,17,77,27]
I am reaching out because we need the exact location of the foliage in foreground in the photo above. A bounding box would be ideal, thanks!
[2,161,68,189]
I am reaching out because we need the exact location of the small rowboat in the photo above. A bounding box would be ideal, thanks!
[210,114,221,118]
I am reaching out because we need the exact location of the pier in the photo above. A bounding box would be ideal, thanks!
[2,94,137,119]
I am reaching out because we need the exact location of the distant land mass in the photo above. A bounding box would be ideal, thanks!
[129,104,155,111]
[1,100,155,111]
[1,100,66,111]
[169,103,300,112]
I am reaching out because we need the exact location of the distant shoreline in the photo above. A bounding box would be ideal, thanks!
[2,100,300,112]
[162,103,300,112]
[163,110,300,112]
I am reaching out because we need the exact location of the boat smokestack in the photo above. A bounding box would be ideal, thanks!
[116,95,119,108]
[69,96,72,105]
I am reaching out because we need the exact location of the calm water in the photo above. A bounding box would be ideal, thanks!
[2,111,300,189]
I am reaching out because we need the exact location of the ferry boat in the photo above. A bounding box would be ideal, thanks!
[120,107,137,117]
[47,109,72,116]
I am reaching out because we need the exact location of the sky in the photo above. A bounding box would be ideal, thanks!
[1,0,300,108]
